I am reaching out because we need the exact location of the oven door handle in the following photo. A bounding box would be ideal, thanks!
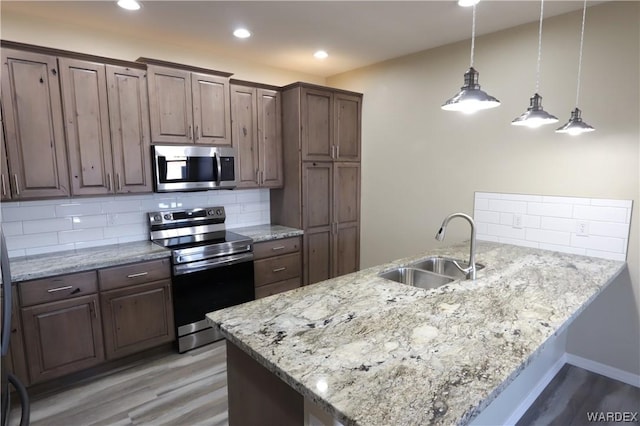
[173,252,254,276]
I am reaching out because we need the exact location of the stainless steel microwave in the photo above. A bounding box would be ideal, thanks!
[152,145,237,192]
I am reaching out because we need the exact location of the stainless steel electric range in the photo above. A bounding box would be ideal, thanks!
[148,206,254,353]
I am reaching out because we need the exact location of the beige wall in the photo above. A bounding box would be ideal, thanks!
[0,5,324,86]
[328,2,639,374]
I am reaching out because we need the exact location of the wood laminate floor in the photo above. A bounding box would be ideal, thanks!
[517,364,640,426]
[8,341,229,426]
[9,347,639,426]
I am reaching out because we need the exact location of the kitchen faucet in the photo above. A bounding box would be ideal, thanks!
[435,212,477,280]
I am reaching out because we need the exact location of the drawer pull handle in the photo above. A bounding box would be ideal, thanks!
[272,267,287,273]
[271,246,286,251]
[127,272,148,278]
[47,285,73,293]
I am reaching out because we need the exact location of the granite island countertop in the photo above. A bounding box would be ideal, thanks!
[8,224,302,282]
[207,241,626,426]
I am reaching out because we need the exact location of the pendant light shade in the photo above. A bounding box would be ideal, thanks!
[512,93,558,128]
[512,0,557,128]
[442,4,500,114]
[555,107,594,135]
[556,0,594,135]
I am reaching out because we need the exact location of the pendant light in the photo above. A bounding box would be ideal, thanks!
[442,4,500,114]
[512,0,558,128]
[556,0,595,135]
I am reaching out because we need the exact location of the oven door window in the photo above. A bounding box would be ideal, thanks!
[171,260,254,328]
[157,155,218,183]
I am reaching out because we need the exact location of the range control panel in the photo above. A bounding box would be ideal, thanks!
[148,206,226,226]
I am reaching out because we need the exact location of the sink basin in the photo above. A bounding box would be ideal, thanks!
[378,267,454,290]
[407,256,485,279]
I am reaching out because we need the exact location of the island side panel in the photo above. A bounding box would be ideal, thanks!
[226,340,304,425]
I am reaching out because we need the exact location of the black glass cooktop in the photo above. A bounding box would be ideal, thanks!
[153,230,251,251]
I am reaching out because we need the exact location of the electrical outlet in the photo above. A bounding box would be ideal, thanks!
[576,220,589,236]
[513,214,523,229]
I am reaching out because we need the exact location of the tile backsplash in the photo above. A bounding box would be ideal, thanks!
[0,189,270,258]
[474,192,633,261]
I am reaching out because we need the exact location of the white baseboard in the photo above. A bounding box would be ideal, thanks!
[565,353,640,388]
[502,354,567,426]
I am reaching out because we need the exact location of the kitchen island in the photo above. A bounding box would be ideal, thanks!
[207,241,626,425]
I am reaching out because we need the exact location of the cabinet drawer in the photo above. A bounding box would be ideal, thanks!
[19,271,98,307]
[254,252,301,287]
[253,236,301,260]
[255,278,301,299]
[99,258,171,291]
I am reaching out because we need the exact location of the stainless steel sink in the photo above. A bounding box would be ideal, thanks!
[407,256,485,279]
[378,267,454,290]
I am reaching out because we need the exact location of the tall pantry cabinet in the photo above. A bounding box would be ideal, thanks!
[271,83,362,285]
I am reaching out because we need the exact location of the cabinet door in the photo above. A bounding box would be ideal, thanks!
[192,72,231,146]
[1,49,70,199]
[258,88,283,188]
[106,65,153,194]
[21,294,104,384]
[101,279,174,360]
[147,65,193,143]
[333,163,361,276]
[302,162,333,284]
[59,58,114,196]
[2,287,29,386]
[231,84,259,188]
[334,93,361,162]
[301,88,333,161]
[1,106,11,200]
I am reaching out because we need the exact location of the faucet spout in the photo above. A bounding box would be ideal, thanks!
[435,212,477,280]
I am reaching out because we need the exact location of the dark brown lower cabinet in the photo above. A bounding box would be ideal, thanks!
[100,279,175,360]
[21,294,104,384]
[253,237,302,298]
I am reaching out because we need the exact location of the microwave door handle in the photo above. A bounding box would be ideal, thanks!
[216,153,222,186]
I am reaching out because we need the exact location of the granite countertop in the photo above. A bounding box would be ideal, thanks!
[229,224,303,243]
[8,224,303,283]
[207,241,626,426]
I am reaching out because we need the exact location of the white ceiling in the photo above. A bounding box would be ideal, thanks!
[2,1,601,77]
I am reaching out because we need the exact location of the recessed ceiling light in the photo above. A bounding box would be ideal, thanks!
[233,28,251,39]
[314,50,329,60]
[458,0,480,6]
[117,0,141,11]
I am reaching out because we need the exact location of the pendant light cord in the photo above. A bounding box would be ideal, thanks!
[575,0,587,107]
[470,4,476,67]
[534,0,545,94]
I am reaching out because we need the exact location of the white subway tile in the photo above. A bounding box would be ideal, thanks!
[573,205,627,223]
[538,243,586,256]
[25,243,76,256]
[626,208,632,225]
[6,233,59,250]
[475,222,488,235]
[2,205,57,221]
[101,199,142,214]
[238,211,262,224]
[117,235,148,244]
[474,198,489,211]
[236,190,261,203]
[540,217,575,233]
[498,238,539,249]
[523,215,541,228]
[241,202,264,213]
[541,196,591,205]
[476,234,499,242]
[501,193,543,202]
[107,212,146,225]
[261,210,271,224]
[487,224,526,240]
[570,234,625,253]
[499,212,514,226]
[1,222,23,236]
[488,199,527,214]
[259,189,271,202]
[585,250,626,262]
[56,202,103,217]
[103,224,147,239]
[588,221,631,239]
[58,228,104,244]
[210,192,237,205]
[8,249,26,258]
[590,198,632,208]
[223,204,242,215]
[526,228,571,246]
[23,218,73,234]
[13,199,59,207]
[72,215,108,229]
[527,202,573,218]
[141,197,177,211]
[474,210,500,225]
